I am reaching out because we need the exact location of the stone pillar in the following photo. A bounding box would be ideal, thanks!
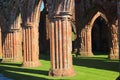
[109,23,119,60]
[49,13,75,77]
[45,11,50,54]
[20,0,42,67]
[77,25,93,57]
[22,23,40,67]
[87,27,93,56]
[117,1,120,60]
[2,29,22,62]
[2,14,22,62]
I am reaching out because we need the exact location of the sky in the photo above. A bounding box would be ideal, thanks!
[40,1,44,11]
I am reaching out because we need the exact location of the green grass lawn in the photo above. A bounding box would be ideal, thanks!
[0,54,119,80]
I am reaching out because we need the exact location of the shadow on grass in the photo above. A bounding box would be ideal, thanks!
[92,51,109,55]
[73,56,119,72]
[39,53,50,61]
[0,54,50,80]
[0,59,2,62]
[116,76,120,80]
[0,65,48,76]
[2,70,49,80]
[0,64,49,80]
[0,63,22,67]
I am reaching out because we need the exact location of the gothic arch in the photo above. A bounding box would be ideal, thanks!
[90,11,111,54]
[86,11,110,55]
[88,11,108,29]
[76,5,108,35]
[79,10,110,57]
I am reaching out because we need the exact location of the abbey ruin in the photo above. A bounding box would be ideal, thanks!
[0,0,119,77]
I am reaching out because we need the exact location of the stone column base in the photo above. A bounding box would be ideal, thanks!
[2,58,22,63]
[109,53,119,60]
[77,52,93,57]
[22,61,41,67]
[2,58,15,62]
[49,68,76,77]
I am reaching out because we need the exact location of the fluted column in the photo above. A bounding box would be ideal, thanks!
[22,23,40,67]
[49,13,75,77]
[45,11,50,54]
[2,29,22,62]
[77,25,93,57]
[109,23,119,60]
[20,0,42,67]
[2,14,22,62]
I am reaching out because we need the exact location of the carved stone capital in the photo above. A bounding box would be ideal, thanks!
[9,28,20,33]
[21,22,33,29]
[53,12,72,19]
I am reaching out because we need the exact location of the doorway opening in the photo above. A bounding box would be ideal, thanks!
[92,16,110,55]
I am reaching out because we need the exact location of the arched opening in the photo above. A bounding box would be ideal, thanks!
[39,1,50,54]
[92,16,110,55]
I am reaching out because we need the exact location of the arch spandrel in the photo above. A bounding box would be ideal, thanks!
[20,0,42,25]
[46,0,74,19]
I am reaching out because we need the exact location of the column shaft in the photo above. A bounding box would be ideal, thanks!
[22,26,40,67]
[2,30,22,62]
[49,16,75,77]
[78,27,93,57]
[109,23,119,60]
